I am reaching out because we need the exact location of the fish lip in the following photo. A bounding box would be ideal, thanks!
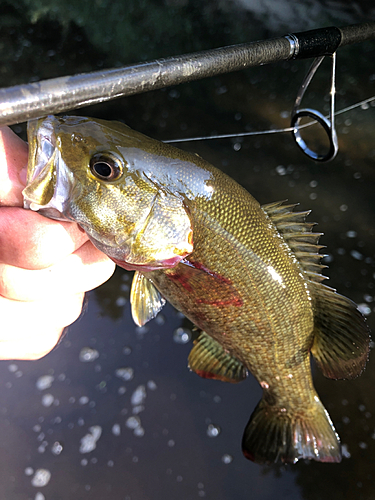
[26,116,56,186]
[23,116,73,220]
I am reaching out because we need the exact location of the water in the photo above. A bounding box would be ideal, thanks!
[1,0,375,499]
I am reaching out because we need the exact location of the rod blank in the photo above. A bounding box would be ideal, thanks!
[0,22,374,127]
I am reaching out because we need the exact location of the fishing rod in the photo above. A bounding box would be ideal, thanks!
[0,22,374,128]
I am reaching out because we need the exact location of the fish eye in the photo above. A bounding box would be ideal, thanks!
[89,154,123,181]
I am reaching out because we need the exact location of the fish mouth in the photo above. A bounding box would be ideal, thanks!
[23,116,73,221]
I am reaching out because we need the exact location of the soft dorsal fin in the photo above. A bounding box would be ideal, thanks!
[188,331,247,383]
[309,281,370,379]
[130,271,166,326]
[261,200,327,283]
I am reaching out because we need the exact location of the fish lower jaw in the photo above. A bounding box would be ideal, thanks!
[111,255,183,272]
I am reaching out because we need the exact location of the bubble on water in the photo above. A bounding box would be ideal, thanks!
[37,432,45,442]
[173,328,192,344]
[107,460,114,467]
[346,230,357,238]
[147,380,157,391]
[51,441,63,455]
[31,469,51,487]
[350,250,363,261]
[25,467,34,476]
[125,416,141,430]
[81,459,88,466]
[206,424,221,438]
[78,418,85,427]
[358,441,368,449]
[8,364,18,373]
[339,204,348,212]
[133,427,145,437]
[342,444,351,459]
[131,385,146,406]
[33,425,41,433]
[155,314,166,325]
[79,347,99,362]
[118,386,127,395]
[115,367,134,381]
[132,405,145,415]
[36,375,54,391]
[79,396,89,405]
[79,426,102,454]
[41,394,54,407]
[276,165,286,176]
[112,424,121,436]
[122,346,132,355]
[358,304,371,316]
[221,454,233,464]
[135,325,149,336]
[35,493,45,500]
[168,439,175,447]
[116,296,127,307]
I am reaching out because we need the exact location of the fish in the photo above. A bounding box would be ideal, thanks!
[23,115,370,464]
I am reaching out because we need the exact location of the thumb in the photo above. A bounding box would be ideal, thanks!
[0,127,28,207]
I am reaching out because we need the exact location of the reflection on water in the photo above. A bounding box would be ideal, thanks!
[1,0,375,498]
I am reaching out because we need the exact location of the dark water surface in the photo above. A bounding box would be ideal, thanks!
[1,1,375,499]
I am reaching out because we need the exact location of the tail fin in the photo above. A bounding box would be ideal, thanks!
[242,397,341,464]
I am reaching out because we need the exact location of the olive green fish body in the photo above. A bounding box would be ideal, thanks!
[23,116,370,465]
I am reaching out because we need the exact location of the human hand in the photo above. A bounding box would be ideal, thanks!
[0,126,116,360]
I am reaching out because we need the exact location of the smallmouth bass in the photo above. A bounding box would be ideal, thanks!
[23,115,370,464]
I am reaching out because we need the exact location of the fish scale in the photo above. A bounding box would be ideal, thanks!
[23,115,370,465]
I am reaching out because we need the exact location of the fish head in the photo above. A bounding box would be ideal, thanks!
[23,115,193,271]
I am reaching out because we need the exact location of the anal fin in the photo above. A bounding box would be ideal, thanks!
[130,271,166,327]
[188,331,247,383]
[309,281,370,379]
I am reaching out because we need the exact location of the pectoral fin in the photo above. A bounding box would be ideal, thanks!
[130,271,166,326]
[188,331,247,383]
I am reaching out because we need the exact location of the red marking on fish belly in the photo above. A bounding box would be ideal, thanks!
[166,269,194,292]
[167,259,243,307]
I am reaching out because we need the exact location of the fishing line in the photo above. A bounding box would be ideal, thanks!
[164,94,375,144]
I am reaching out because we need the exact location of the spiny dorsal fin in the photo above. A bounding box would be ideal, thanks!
[188,331,247,383]
[262,200,327,283]
[309,281,370,379]
[130,271,166,326]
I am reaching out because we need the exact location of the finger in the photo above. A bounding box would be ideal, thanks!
[0,240,116,301]
[0,127,28,207]
[0,292,85,360]
[0,207,91,269]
